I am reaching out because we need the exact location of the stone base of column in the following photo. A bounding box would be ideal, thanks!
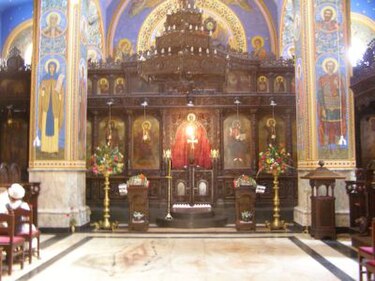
[294,206,311,227]
[29,170,90,228]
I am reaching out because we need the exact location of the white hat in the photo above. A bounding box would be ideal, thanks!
[8,183,25,200]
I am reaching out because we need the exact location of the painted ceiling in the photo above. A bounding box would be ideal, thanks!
[0,0,373,21]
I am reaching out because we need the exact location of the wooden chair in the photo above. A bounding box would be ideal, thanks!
[366,259,375,281]
[0,212,25,275]
[14,205,40,264]
[0,246,3,281]
[359,218,375,281]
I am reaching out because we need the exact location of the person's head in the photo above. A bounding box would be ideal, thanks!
[48,13,59,27]
[254,39,261,48]
[142,121,151,131]
[325,60,336,74]
[323,8,333,22]
[8,183,25,204]
[48,62,57,75]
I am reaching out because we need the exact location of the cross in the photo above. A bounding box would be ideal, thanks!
[187,137,198,149]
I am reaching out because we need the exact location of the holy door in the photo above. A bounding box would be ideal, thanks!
[171,113,214,205]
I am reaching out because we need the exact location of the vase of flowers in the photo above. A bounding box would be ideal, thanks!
[91,145,124,176]
[258,144,291,177]
[90,144,124,230]
[258,144,292,230]
[127,173,149,187]
[233,174,257,188]
[241,210,253,222]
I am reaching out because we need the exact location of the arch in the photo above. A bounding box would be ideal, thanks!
[279,0,294,58]
[89,0,106,59]
[2,19,33,60]
[254,0,278,55]
[107,0,131,57]
[349,13,375,65]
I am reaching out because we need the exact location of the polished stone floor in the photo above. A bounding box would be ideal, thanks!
[3,226,359,281]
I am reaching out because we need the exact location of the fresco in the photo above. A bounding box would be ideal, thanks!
[314,1,349,159]
[280,0,295,59]
[78,0,89,161]
[350,13,375,65]
[32,2,65,161]
[87,0,103,62]
[4,24,33,62]
[112,0,272,57]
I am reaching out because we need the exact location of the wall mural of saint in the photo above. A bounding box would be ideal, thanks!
[37,58,65,157]
[223,115,251,169]
[132,117,160,169]
[317,58,347,154]
[41,11,66,38]
[251,36,267,60]
[172,113,211,169]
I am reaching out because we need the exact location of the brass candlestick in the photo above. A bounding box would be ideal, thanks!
[265,172,287,230]
[92,172,118,231]
[164,149,173,220]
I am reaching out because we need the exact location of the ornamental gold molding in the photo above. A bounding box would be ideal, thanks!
[137,0,247,52]
[298,160,356,170]
[29,160,87,169]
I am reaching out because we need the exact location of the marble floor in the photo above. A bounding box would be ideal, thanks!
[2,225,360,281]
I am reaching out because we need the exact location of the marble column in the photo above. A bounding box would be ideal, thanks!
[28,0,90,228]
[293,0,355,227]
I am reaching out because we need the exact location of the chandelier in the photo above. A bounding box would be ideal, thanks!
[138,0,228,93]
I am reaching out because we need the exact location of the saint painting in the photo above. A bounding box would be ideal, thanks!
[317,58,346,151]
[251,36,267,60]
[224,115,251,169]
[42,12,65,38]
[257,76,268,92]
[38,59,65,154]
[274,76,286,93]
[172,113,211,169]
[98,78,109,95]
[132,117,159,169]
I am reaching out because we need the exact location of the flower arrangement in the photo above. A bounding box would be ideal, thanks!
[127,173,149,187]
[241,210,253,222]
[90,145,124,176]
[132,211,145,222]
[258,144,292,176]
[233,174,257,188]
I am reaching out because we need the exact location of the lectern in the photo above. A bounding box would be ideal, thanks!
[301,161,345,240]
[235,185,256,231]
[127,185,149,232]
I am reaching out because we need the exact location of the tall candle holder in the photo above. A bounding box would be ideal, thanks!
[163,149,173,220]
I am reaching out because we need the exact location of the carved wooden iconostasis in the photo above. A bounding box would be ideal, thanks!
[85,56,298,209]
[0,53,31,181]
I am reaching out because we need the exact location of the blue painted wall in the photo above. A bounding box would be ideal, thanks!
[351,0,375,20]
[0,2,33,51]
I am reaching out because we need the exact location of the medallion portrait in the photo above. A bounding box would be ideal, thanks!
[41,10,67,38]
